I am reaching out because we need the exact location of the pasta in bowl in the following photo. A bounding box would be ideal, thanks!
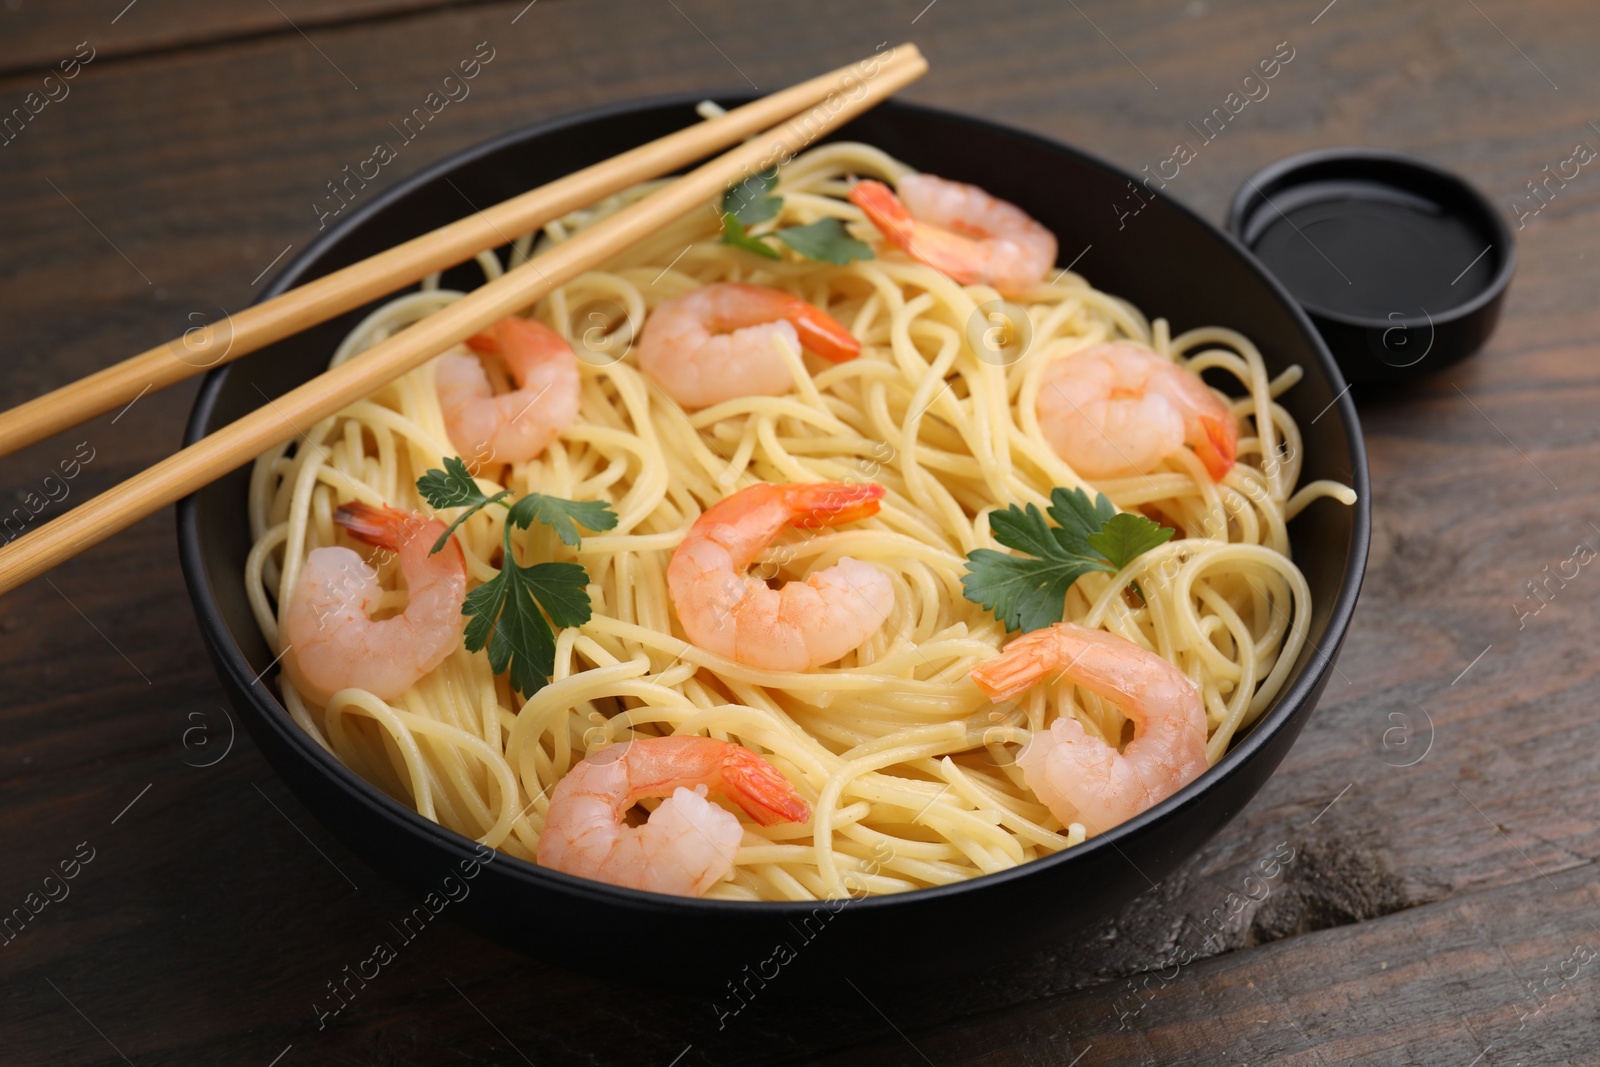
[181,97,1368,977]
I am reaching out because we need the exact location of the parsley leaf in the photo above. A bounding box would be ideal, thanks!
[506,493,620,547]
[457,526,594,697]
[987,502,1075,561]
[416,456,510,553]
[1088,511,1174,571]
[416,455,488,508]
[521,561,594,628]
[720,212,782,259]
[717,168,876,266]
[963,499,1115,635]
[414,458,619,695]
[776,218,874,265]
[462,535,595,696]
[722,166,782,225]
[962,549,1097,636]
[462,542,564,698]
[962,487,1174,632]
[1046,486,1118,541]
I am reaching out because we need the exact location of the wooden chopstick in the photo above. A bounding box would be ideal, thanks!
[0,46,928,596]
[0,45,924,460]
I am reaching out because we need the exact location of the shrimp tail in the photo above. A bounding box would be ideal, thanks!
[334,501,428,550]
[969,628,1062,702]
[782,481,886,529]
[465,315,562,362]
[788,303,862,364]
[465,322,507,357]
[849,179,979,286]
[849,180,916,244]
[718,747,812,826]
[1193,414,1237,482]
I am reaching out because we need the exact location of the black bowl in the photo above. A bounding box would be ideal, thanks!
[1226,147,1515,388]
[178,95,1370,986]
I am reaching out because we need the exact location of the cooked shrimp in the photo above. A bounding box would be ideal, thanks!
[281,502,467,705]
[1036,341,1237,482]
[435,315,580,463]
[848,174,1057,296]
[970,622,1208,836]
[536,736,811,896]
[636,282,861,410]
[668,481,893,671]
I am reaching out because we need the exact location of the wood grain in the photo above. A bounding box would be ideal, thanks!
[0,45,923,457]
[809,862,1600,1066]
[2,0,1599,1063]
[0,0,486,76]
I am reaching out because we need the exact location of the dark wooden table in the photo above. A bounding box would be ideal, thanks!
[3,1,1598,1063]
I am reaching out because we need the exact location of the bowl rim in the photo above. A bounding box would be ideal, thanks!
[178,91,1371,916]
[1224,145,1517,331]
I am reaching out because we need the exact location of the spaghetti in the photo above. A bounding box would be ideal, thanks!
[245,141,1355,901]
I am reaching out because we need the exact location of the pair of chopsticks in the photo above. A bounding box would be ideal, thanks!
[0,45,927,596]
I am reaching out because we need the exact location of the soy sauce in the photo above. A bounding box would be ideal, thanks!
[1248,181,1496,318]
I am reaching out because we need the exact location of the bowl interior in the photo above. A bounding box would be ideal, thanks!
[179,95,1369,970]
[1227,148,1513,329]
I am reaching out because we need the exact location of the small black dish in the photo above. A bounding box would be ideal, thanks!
[1227,148,1514,387]
[178,95,1370,987]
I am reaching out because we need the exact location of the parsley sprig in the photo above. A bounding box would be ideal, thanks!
[961,488,1175,633]
[417,457,618,696]
[718,167,874,265]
